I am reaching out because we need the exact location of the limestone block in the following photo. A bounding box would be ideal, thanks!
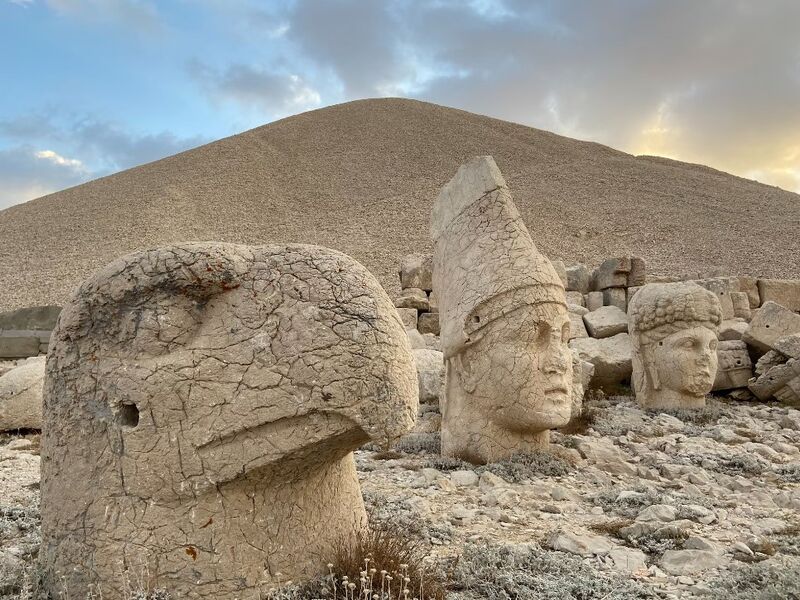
[396,307,418,330]
[39,243,418,599]
[755,350,785,376]
[774,335,800,359]
[569,312,589,340]
[660,550,726,575]
[628,283,723,410]
[413,348,444,403]
[603,287,627,311]
[691,277,739,320]
[399,253,433,291]
[731,292,751,320]
[0,335,40,359]
[569,333,632,391]
[628,257,646,287]
[583,306,628,339]
[566,291,585,307]
[586,291,604,311]
[417,312,440,336]
[566,264,591,294]
[719,320,748,341]
[738,276,760,308]
[406,328,427,349]
[0,356,44,431]
[432,156,574,464]
[551,259,568,288]
[742,301,800,352]
[713,341,752,391]
[395,287,430,311]
[758,279,800,312]
[428,289,439,312]
[593,257,631,290]
[0,305,61,331]
[749,358,800,402]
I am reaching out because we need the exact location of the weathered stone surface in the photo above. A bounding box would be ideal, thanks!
[602,287,627,312]
[749,358,800,403]
[593,257,631,290]
[738,276,760,308]
[417,312,440,336]
[399,253,433,291]
[395,287,430,311]
[627,286,642,307]
[39,243,418,599]
[0,305,61,331]
[607,547,647,574]
[569,311,589,340]
[575,437,637,476]
[628,257,646,287]
[551,259,568,289]
[407,328,427,349]
[584,305,628,339]
[774,334,800,359]
[414,348,444,403]
[0,335,40,359]
[569,334,632,391]
[757,279,800,312]
[586,291,604,312]
[731,291,751,320]
[0,356,44,431]
[755,350,785,376]
[713,340,752,391]
[428,289,439,313]
[743,301,800,352]
[629,283,722,410]
[691,277,739,321]
[660,550,726,575]
[396,307,418,330]
[566,264,591,294]
[719,319,748,341]
[432,157,574,463]
[565,291,585,307]
[549,530,614,556]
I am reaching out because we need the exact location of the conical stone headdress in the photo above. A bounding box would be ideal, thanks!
[431,156,566,359]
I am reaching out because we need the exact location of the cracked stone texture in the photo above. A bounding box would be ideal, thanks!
[432,156,573,464]
[629,283,723,410]
[39,242,418,600]
[0,356,44,431]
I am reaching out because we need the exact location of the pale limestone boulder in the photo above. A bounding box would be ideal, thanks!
[738,276,761,308]
[549,531,614,556]
[731,291,751,320]
[566,264,591,294]
[574,437,637,476]
[413,348,444,403]
[743,301,800,352]
[417,312,440,335]
[627,285,642,307]
[719,319,748,341]
[396,307,418,329]
[593,257,631,290]
[568,310,589,341]
[749,358,800,404]
[628,283,722,410]
[407,328,427,349]
[713,341,752,391]
[757,279,800,312]
[586,291,604,312]
[399,253,433,292]
[432,157,573,463]
[583,305,628,339]
[551,259,568,288]
[775,334,800,359]
[569,333,632,391]
[602,287,627,311]
[660,550,726,575]
[0,356,45,431]
[565,291,585,307]
[395,287,429,310]
[628,257,646,287]
[691,277,739,320]
[39,243,418,600]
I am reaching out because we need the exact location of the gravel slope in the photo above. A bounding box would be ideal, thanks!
[1,98,798,311]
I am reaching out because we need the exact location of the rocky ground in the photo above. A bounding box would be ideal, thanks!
[2,394,799,599]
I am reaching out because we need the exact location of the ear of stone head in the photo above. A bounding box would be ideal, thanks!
[43,242,417,501]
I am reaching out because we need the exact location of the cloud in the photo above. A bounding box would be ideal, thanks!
[0,145,88,209]
[188,60,322,117]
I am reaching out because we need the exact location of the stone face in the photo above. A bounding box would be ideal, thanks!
[757,279,800,312]
[396,307,418,330]
[0,356,45,431]
[417,312,441,336]
[731,292,751,320]
[569,333,632,391]
[432,157,574,464]
[628,283,723,410]
[713,340,752,391]
[586,291,604,312]
[566,264,591,294]
[602,287,627,311]
[413,348,444,403]
[399,253,433,291]
[593,257,631,290]
[583,305,628,339]
[39,243,418,600]
[743,301,800,352]
[395,287,430,311]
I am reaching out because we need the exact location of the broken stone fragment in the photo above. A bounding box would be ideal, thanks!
[396,307,418,329]
[0,356,44,431]
[757,279,800,312]
[395,287,430,310]
[742,301,800,353]
[748,357,800,403]
[713,340,752,391]
[417,312,440,336]
[399,253,433,291]
[566,263,591,294]
[593,257,631,291]
[569,333,632,391]
[583,305,628,339]
[731,291,751,320]
[602,287,627,312]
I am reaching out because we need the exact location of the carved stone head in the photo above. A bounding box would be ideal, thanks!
[432,156,573,463]
[40,243,417,599]
[628,282,722,409]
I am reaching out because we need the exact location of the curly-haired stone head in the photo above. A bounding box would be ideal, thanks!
[628,282,723,409]
[432,156,573,464]
[39,242,418,599]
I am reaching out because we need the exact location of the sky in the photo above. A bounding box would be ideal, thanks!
[1,0,799,210]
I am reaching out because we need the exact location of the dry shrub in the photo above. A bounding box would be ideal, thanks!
[588,519,633,538]
[558,408,597,435]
